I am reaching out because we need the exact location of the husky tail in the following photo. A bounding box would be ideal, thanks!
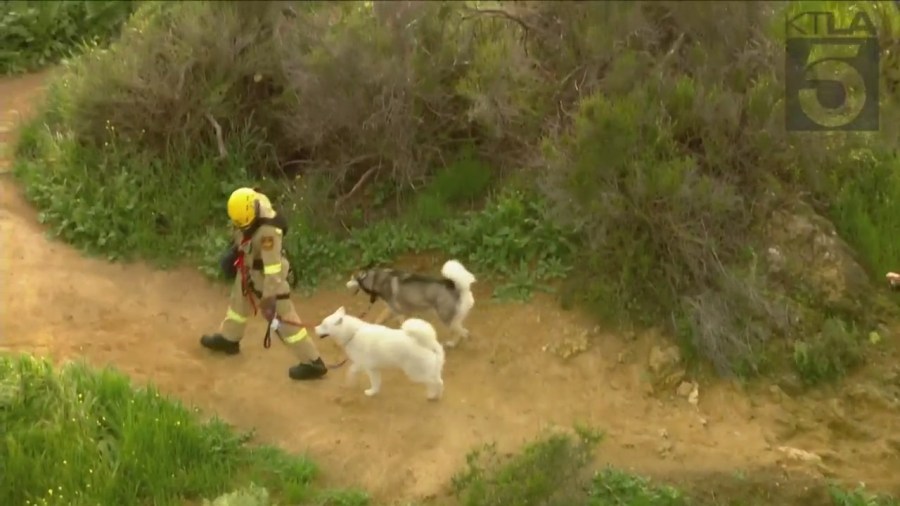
[441,259,476,291]
[401,318,444,365]
[441,259,476,320]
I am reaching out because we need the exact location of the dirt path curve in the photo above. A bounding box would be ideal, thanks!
[3,71,900,504]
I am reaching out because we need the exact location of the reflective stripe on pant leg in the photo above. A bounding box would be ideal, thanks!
[274,297,316,351]
[220,275,249,341]
[281,327,308,343]
[226,307,247,323]
[263,263,282,275]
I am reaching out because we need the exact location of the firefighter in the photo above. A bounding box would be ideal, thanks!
[200,187,328,380]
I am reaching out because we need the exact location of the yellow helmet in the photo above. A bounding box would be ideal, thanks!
[227,187,260,228]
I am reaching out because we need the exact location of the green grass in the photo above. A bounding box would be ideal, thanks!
[1,353,896,506]
[12,108,577,302]
[0,353,369,506]
[827,148,900,281]
[449,425,689,506]
[449,426,900,506]
[0,1,136,75]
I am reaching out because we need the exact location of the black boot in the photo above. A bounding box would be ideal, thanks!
[288,358,328,380]
[200,334,241,355]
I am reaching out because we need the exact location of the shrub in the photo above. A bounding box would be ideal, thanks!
[451,426,603,506]
[13,127,251,265]
[826,147,900,278]
[0,0,136,74]
[51,1,492,197]
[450,427,900,506]
[13,0,900,384]
[0,353,363,505]
[792,317,865,386]
[830,485,900,506]
[535,1,897,377]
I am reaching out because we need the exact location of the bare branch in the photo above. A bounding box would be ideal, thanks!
[461,6,535,34]
[656,32,686,78]
[204,112,227,160]
[334,165,380,212]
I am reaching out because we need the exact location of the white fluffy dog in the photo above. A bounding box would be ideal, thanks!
[314,306,445,401]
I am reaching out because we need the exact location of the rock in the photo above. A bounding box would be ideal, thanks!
[767,246,786,273]
[816,462,838,478]
[777,374,804,397]
[845,383,900,411]
[546,331,590,360]
[777,446,822,464]
[769,384,787,401]
[818,449,843,464]
[827,398,845,419]
[688,383,699,407]
[648,345,685,390]
[773,412,804,441]
[677,381,694,397]
[664,370,686,388]
[766,201,873,310]
[649,345,681,373]
[658,441,674,457]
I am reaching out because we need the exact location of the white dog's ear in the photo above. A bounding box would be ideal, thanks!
[336,317,343,325]
[337,306,346,316]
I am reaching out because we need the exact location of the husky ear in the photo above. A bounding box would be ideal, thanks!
[336,306,346,316]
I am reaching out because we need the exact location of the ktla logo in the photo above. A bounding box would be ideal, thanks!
[784,9,879,131]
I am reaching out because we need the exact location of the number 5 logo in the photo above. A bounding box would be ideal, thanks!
[785,37,879,131]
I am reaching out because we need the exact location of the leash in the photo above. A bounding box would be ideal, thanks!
[266,318,349,369]
[235,243,348,369]
[234,240,259,316]
[352,275,379,318]
[358,300,374,318]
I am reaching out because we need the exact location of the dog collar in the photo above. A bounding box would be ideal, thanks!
[354,274,379,304]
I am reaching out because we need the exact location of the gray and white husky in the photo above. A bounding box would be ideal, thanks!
[345,259,476,348]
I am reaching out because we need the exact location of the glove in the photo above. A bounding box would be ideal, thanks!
[219,245,239,279]
[261,297,276,322]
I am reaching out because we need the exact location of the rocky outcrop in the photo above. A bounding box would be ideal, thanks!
[765,199,873,316]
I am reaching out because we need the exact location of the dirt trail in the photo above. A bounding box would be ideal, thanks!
[3,71,900,504]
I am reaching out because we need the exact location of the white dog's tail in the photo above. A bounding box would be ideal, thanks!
[401,318,444,364]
